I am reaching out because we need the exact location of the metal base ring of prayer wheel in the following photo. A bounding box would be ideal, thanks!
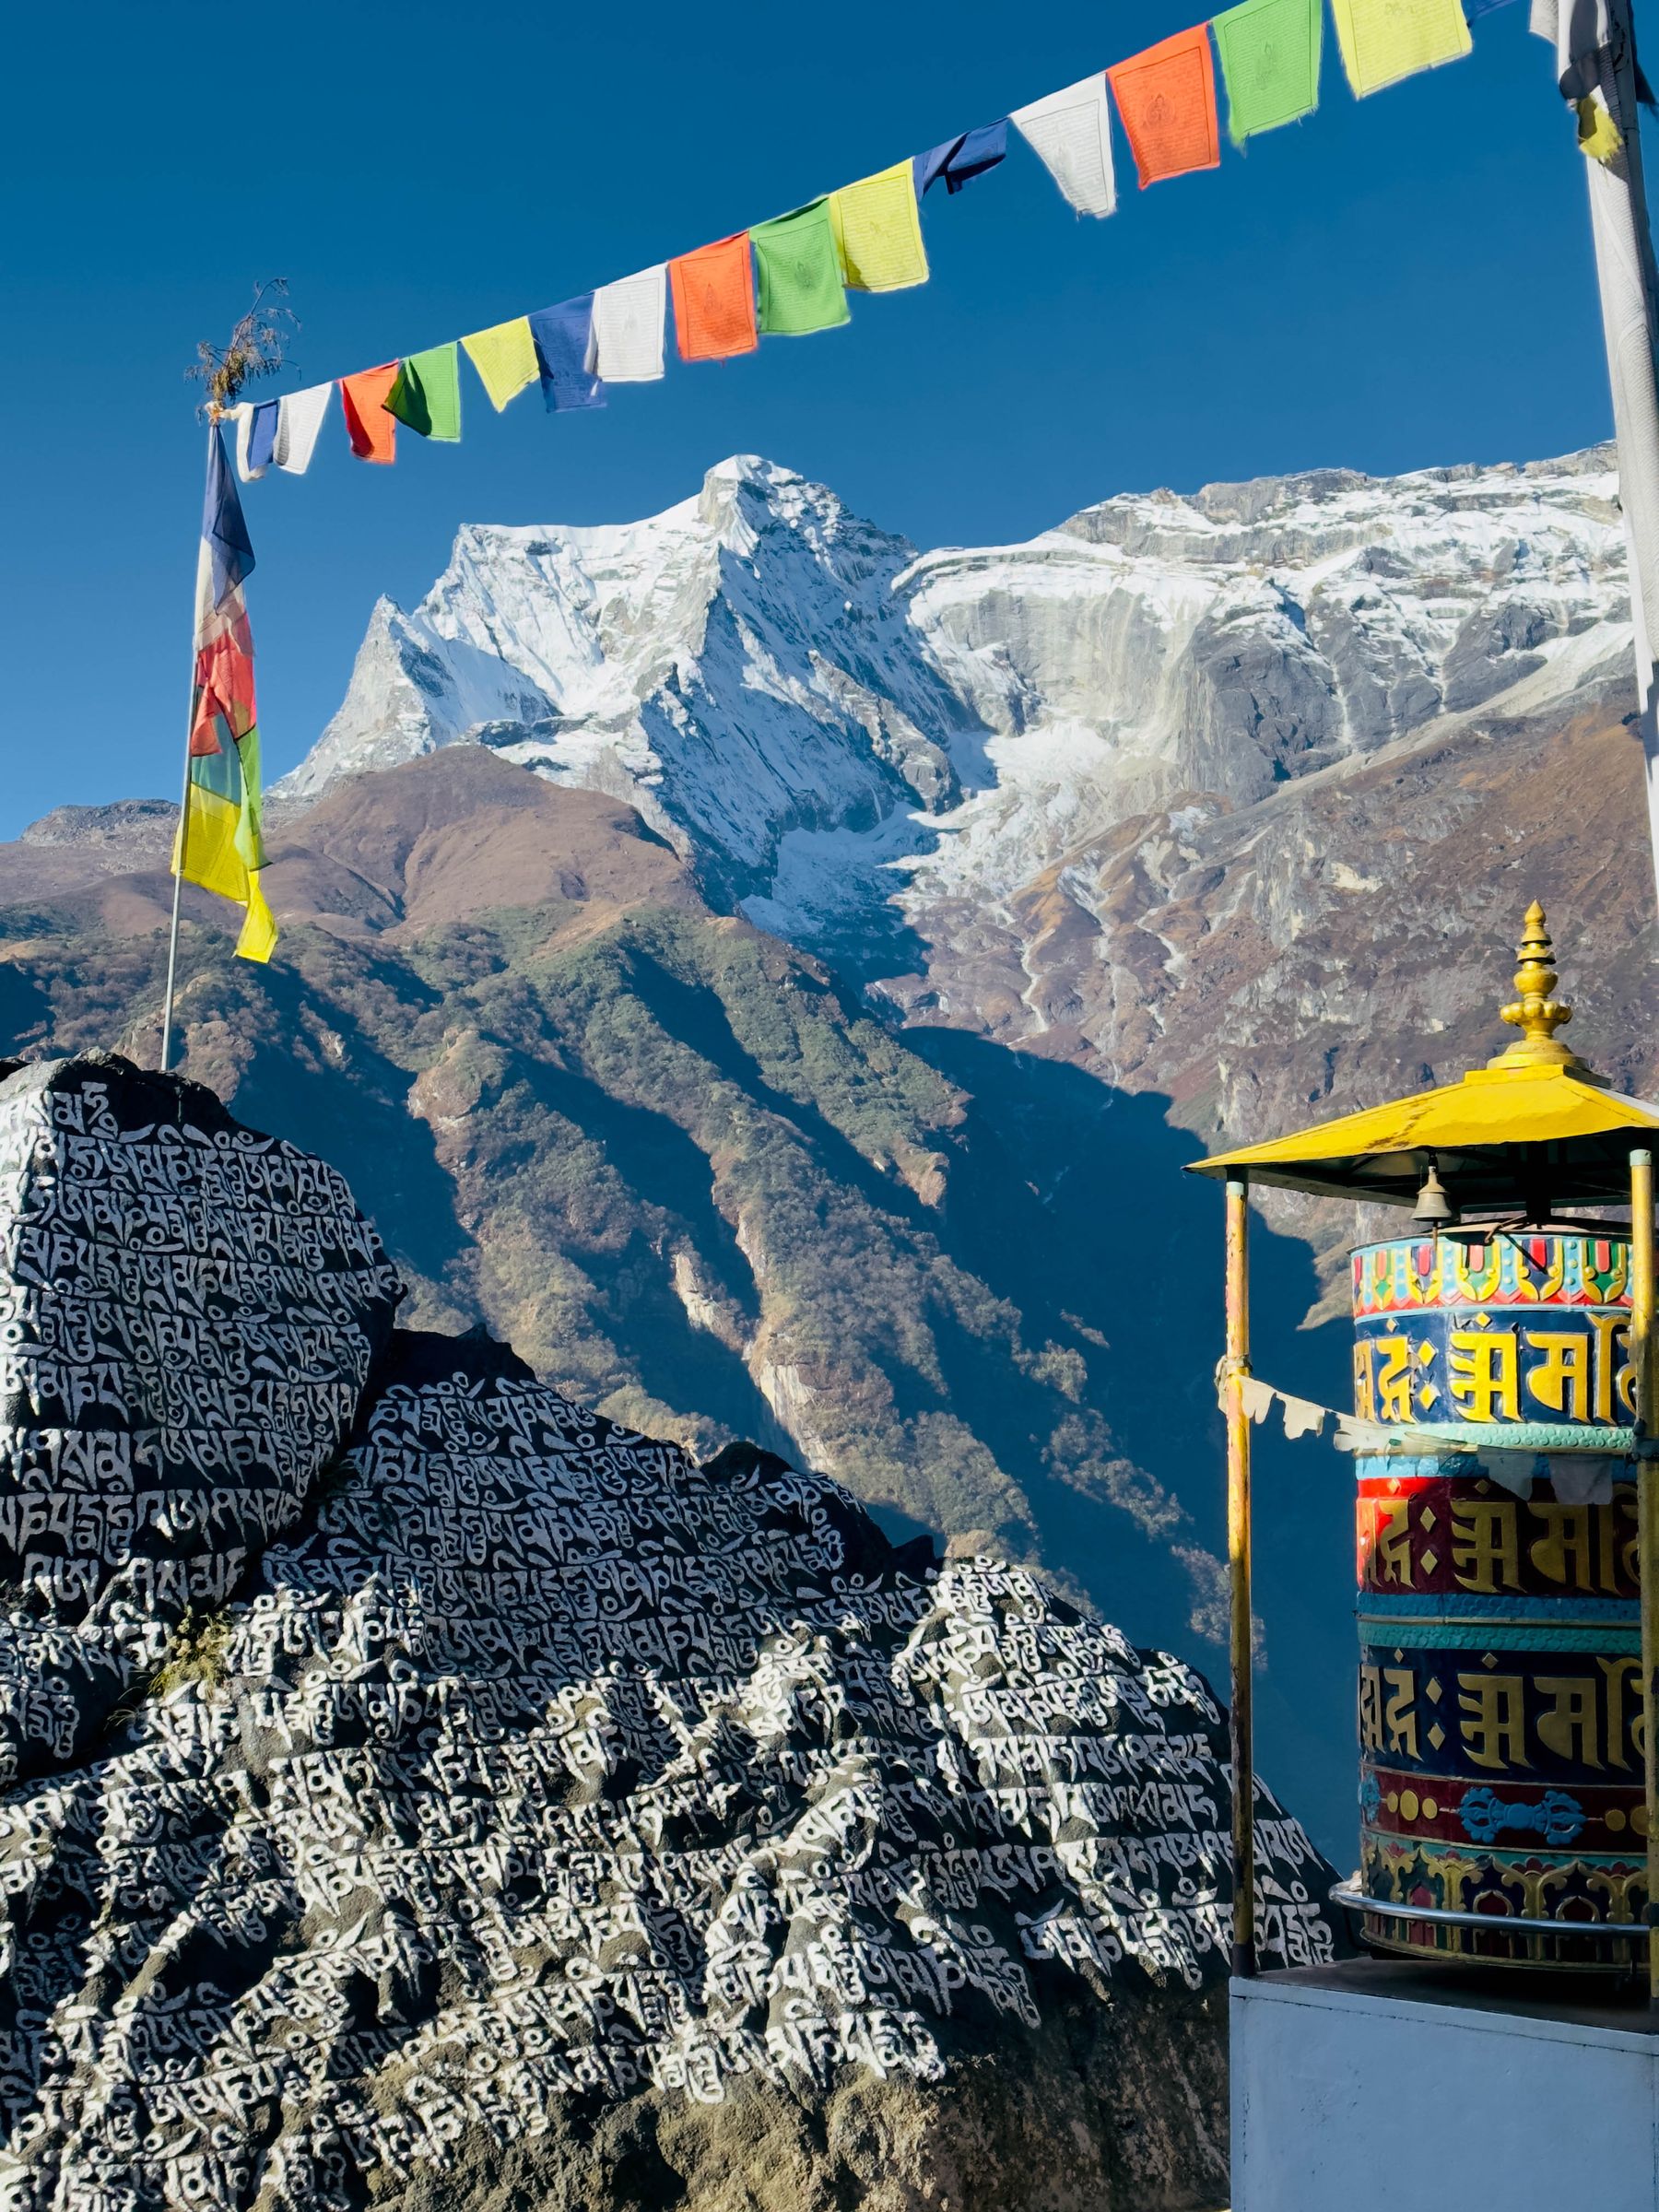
[1349,1229,1649,1969]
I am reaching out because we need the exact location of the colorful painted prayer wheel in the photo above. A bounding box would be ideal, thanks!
[1351,1228,1648,1966]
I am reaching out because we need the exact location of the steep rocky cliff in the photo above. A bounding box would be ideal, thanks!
[0,1057,1337,2211]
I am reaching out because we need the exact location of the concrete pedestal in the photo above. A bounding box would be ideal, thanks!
[1231,1962,1659,2212]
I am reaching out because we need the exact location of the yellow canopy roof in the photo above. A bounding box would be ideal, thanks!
[1188,902,1659,1209]
[1190,1061,1659,1208]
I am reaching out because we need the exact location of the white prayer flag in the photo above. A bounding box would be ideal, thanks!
[1278,1394,1326,1441]
[1012,74,1117,218]
[591,266,667,382]
[1241,1377,1276,1426]
[274,383,334,476]
[228,404,263,485]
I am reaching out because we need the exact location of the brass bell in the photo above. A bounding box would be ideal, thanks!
[1412,1159,1458,1228]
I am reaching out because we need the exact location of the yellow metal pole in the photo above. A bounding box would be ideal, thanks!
[1226,1174,1256,1980]
[1631,1147,1659,2006]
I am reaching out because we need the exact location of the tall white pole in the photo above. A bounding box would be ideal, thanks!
[1547,0,1659,913]
[159,416,218,1075]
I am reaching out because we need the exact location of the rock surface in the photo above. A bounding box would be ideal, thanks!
[0,1054,398,1786]
[0,1065,1336,2211]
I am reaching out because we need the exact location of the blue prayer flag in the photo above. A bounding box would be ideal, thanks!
[913,119,1009,198]
[528,297,606,414]
[247,401,280,476]
[203,424,254,611]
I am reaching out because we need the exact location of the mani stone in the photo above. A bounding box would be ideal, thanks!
[0,1064,1340,2211]
[0,1054,401,1783]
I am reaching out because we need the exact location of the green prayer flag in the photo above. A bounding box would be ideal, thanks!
[1211,0,1321,145]
[751,201,850,337]
[385,343,462,441]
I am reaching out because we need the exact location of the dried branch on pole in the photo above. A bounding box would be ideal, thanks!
[186,278,299,414]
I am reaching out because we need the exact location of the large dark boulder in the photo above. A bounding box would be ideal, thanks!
[0,1064,1338,2210]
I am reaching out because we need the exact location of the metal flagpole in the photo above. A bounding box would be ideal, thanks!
[1224,1173,1256,1980]
[159,413,219,1075]
[1553,0,1659,915]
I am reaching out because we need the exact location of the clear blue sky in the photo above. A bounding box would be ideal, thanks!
[0,0,1628,836]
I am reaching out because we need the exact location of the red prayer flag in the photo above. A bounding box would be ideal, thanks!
[341,363,401,463]
[668,235,759,363]
[1107,26,1220,189]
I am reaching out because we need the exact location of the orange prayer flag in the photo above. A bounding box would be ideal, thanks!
[340,363,400,464]
[1107,25,1221,189]
[668,234,759,363]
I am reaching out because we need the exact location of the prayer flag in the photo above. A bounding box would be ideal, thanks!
[1011,75,1117,216]
[1330,0,1471,95]
[668,234,759,361]
[750,201,850,336]
[385,344,462,441]
[830,162,929,292]
[914,119,1009,196]
[528,297,606,411]
[1212,0,1323,143]
[340,364,400,463]
[175,425,276,964]
[461,317,539,410]
[275,383,333,475]
[1108,26,1221,187]
[591,267,667,382]
[247,400,279,476]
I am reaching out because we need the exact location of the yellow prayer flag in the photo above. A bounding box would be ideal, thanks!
[1329,0,1470,96]
[461,318,539,412]
[174,785,277,965]
[830,161,928,294]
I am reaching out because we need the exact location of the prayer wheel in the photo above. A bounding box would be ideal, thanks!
[1351,1228,1646,1964]
[1193,902,1659,1985]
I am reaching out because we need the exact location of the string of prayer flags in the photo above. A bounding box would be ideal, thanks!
[461,318,539,410]
[274,383,333,475]
[178,426,275,964]
[914,119,1009,197]
[1011,75,1117,217]
[1330,0,1471,96]
[830,161,929,293]
[528,298,606,411]
[751,201,851,336]
[1108,26,1222,188]
[590,268,666,382]
[669,235,759,362]
[1212,0,1323,143]
[340,364,400,464]
[385,344,462,441]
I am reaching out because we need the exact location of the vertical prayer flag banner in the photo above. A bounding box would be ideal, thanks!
[1108,26,1221,187]
[177,426,276,963]
[914,119,1010,197]
[1330,0,1471,94]
[527,298,606,411]
[1011,75,1117,216]
[591,268,667,382]
[275,383,332,474]
[385,345,462,441]
[340,364,400,463]
[461,318,539,410]
[1212,0,1323,142]
[669,234,759,361]
[751,201,851,335]
[830,161,929,292]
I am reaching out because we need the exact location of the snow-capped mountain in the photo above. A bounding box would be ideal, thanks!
[286,447,1633,969]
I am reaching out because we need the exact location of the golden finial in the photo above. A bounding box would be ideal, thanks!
[1487,901,1584,1071]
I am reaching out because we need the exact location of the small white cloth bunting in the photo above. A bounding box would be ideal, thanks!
[1011,74,1118,217]
[1218,1368,1626,1498]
